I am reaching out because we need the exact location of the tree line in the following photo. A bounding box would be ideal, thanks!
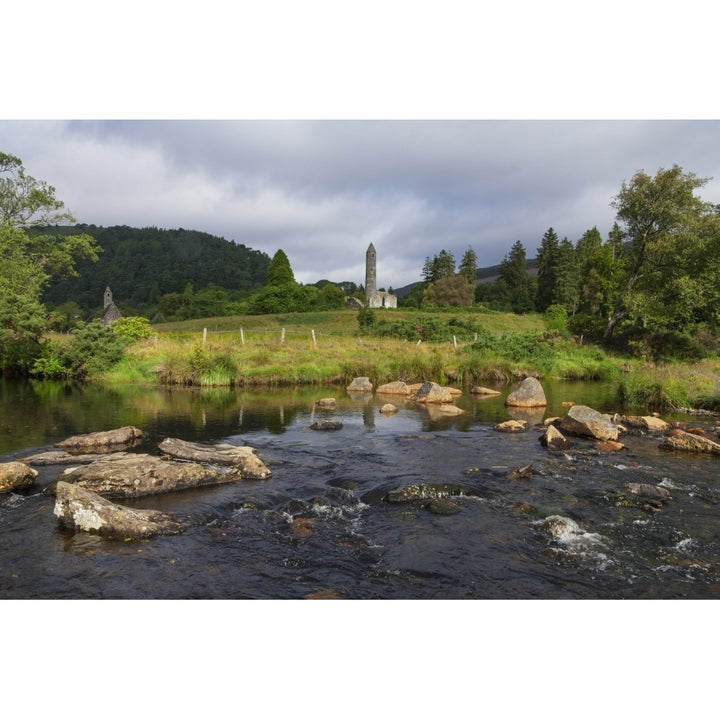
[405,165,720,357]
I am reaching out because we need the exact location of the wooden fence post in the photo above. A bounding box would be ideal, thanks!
[203,327,207,345]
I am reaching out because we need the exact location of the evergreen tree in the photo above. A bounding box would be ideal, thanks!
[458,246,478,284]
[267,249,295,286]
[500,240,534,313]
[535,227,560,312]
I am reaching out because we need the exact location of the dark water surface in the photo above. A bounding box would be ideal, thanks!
[2,378,719,599]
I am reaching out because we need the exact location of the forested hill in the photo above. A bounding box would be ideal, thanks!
[41,225,270,313]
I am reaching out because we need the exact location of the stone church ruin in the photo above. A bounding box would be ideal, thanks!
[102,286,122,326]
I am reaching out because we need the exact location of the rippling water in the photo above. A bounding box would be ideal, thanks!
[2,379,719,599]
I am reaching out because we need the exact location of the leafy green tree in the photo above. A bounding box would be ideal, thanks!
[604,165,720,341]
[267,249,295,286]
[0,153,100,372]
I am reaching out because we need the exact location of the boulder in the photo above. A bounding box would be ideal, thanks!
[414,381,453,404]
[659,430,720,455]
[540,424,571,450]
[0,462,38,493]
[560,405,619,441]
[471,386,502,396]
[21,450,106,466]
[380,403,398,414]
[594,440,625,452]
[494,419,528,433]
[315,398,337,409]
[346,377,373,393]
[53,481,183,539]
[158,438,272,479]
[626,483,671,504]
[505,377,547,408]
[619,415,670,434]
[376,381,412,396]
[55,426,143,451]
[57,452,250,499]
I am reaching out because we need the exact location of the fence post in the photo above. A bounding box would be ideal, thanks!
[453,335,457,349]
[240,327,245,345]
[281,327,286,344]
[203,327,207,345]
[311,329,317,348]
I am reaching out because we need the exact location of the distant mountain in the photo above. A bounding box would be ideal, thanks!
[40,224,270,312]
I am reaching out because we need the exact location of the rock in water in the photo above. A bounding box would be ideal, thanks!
[58,452,249,498]
[347,377,373,393]
[158,438,272,479]
[0,462,38,493]
[53,481,183,539]
[505,377,547,408]
[560,405,619,441]
[414,382,454,404]
[659,430,720,455]
[540,424,571,450]
[55,426,143,450]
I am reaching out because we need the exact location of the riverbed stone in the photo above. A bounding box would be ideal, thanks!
[55,426,144,451]
[53,480,184,539]
[560,405,619,441]
[494,419,528,433]
[158,438,272,479]
[310,420,343,431]
[414,381,454,403]
[57,452,250,499]
[21,450,108,466]
[315,398,337,409]
[540,424,571,450]
[376,381,412,396]
[659,430,720,455]
[471,386,502,396]
[380,403,398,414]
[0,462,38,493]
[505,377,547,408]
[346,377,373,393]
[619,415,670,434]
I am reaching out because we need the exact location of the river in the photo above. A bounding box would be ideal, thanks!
[1,377,719,600]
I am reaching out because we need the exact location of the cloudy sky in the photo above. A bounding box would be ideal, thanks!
[3,4,719,291]
[3,119,719,290]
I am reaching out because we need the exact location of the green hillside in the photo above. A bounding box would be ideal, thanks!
[40,224,270,315]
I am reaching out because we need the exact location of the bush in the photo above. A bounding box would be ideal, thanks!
[112,316,153,340]
[61,320,131,379]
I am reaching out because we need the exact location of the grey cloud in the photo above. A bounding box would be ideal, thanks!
[3,119,720,288]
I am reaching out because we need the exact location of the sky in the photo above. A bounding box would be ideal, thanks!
[3,118,720,290]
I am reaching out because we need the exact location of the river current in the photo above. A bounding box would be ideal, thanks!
[1,378,719,600]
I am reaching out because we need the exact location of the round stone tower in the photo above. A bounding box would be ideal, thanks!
[365,243,377,300]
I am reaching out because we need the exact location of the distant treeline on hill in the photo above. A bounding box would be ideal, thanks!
[41,224,271,315]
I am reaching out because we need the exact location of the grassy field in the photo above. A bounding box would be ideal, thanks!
[103,308,720,412]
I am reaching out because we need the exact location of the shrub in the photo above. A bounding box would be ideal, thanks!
[112,316,153,340]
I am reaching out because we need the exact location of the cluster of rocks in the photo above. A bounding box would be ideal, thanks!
[1,426,271,540]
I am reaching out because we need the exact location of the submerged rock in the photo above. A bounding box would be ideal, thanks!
[619,415,670,434]
[385,482,470,503]
[315,398,337,409]
[310,420,343,431]
[471,386,502,396]
[505,377,547,408]
[659,430,720,455]
[21,450,106,466]
[380,403,398,415]
[494,419,528,433]
[560,405,619,441]
[57,452,249,499]
[158,438,272,479]
[55,426,143,451]
[0,462,38,493]
[426,497,462,515]
[53,481,183,539]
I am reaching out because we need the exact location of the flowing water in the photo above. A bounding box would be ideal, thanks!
[1,378,719,599]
